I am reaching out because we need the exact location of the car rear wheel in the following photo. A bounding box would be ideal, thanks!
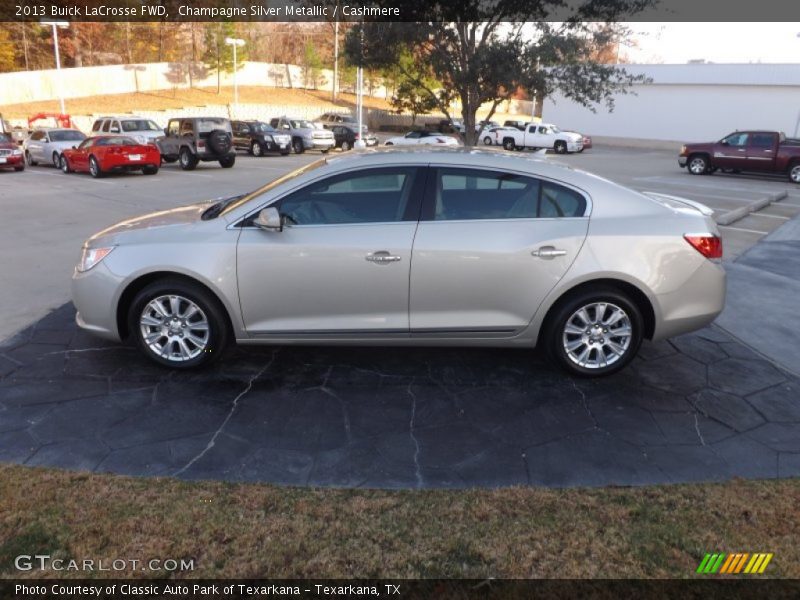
[89,156,104,178]
[251,141,263,157]
[341,140,351,151]
[789,163,800,184]
[503,138,515,151]
[129,279,229,369]
[543,287,643,377]
[554,140,568,154]
[25,151,37,166]
[483,136,493,146]
[292,138,305,154]
[179,147,198,171]
[688,155,709,175]
[219,155,236,168]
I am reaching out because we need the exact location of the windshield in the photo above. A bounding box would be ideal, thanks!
[121,119,161,132]
[252,122,278,134]
[219,158,328,218]
[549,126,561,133]
[50,130,86,142]
[0,133,9,143]
[290,120,313,129]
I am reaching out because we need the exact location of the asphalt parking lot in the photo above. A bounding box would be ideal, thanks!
[2,145,799,488]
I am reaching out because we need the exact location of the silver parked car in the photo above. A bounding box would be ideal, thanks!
[24,128,87,167]
[72,148,725,376]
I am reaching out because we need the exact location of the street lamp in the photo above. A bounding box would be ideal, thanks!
[224,37,245,107]
[41,21,69,114]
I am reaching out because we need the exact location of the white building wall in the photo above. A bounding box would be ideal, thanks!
[542,64,800,144]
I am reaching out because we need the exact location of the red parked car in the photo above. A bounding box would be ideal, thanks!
[61,135,160,178]
[0,132,25,172]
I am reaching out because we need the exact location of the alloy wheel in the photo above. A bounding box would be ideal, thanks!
[689,157,707,174]
[791,165,800,183]
[252,142,262,156]
[562,302,632,370]
[139,295,210,363]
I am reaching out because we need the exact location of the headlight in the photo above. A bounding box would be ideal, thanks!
[263,135,273,143]
[680,145,687,155]
[77,246,115,272]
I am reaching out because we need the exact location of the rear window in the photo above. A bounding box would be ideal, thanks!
[96,136,139,146]
[197,119,229,133]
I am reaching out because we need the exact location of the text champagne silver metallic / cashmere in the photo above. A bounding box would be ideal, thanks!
[71,148,726,376]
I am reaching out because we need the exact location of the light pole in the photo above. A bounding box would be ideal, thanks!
[41,20,69,114]
[224,37,245,107]
[354,21,366,149]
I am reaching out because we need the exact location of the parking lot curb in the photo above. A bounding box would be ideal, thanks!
[716,191,788,226]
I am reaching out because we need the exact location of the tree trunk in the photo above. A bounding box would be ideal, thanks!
[462,97,478,147]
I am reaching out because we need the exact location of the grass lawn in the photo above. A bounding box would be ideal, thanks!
[0,464,797,579]
[0,87,394,120]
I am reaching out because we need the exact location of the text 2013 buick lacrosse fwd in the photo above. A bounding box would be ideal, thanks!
[72,148,725,377]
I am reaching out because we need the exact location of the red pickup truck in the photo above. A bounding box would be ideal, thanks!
[678,131,800,183]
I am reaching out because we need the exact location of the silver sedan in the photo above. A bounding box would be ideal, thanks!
[24,128,87,167]
[71,148,725,376]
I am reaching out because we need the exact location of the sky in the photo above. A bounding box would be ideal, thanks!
[625,23,800,64]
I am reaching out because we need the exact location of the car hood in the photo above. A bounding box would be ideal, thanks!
[86,200,218,247]
[560,131,583,141]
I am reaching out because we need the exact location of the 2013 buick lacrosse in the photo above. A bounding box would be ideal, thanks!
[72,148,725,376]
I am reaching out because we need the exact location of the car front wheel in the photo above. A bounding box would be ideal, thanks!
[129,279,229,369]
[89,156,104,178]
[543,287,643,377]
[688,155,709,175]
[789,163,800,184]
[251,141,263,156]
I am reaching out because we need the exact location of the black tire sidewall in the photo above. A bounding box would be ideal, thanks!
[128,279,229,369]
[544,288,643,377]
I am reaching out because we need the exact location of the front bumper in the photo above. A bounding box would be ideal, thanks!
[72,261,124,341]
[566,141,583,152]
[678,156,688,167]
[0,153,24,168]
[305,138,335,150]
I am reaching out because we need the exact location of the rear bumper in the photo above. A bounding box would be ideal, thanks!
[652,259,726,340]
[0,154,24,168]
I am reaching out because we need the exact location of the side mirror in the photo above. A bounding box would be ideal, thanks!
[720,140,729,146]
[254,207,283,231]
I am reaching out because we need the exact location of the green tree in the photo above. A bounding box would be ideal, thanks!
[302,41,324,89]
[389,49,439,125]
[202,22,247,94]
[345,0,655,146]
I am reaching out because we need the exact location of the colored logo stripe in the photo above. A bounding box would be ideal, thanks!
[699,552,773,574]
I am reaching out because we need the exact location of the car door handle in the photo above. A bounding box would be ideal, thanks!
[532,246,567,259]
[366,251,402,264]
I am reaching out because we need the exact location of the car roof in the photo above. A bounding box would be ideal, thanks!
[94,116,150,120]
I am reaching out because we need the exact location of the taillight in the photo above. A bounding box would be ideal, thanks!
[684,234,722,259]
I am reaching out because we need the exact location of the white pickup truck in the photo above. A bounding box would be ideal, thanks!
[495,123,584,154]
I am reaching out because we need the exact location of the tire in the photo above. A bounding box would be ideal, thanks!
[251,141,263,157]
[280,150,290,156]
[179,147,198,171]
[292,138,305,154]
[321,147,331,154]
[542,286,643,377]
[162,156,178,164]
[207,129,232,156]
[554,140,567,154]
[385,142,394,146]
[483,136,493,146]
[219,155,236,168]
[789,162,800,184]
[129,279,229,369]
[89,156,104,178]
[60,155,71,173]
[687,154,709,175]
[142,165,159,175]
[503,138,515,151]
[52,151,61,168]
[25,151,37,166]
[340,140,351,151]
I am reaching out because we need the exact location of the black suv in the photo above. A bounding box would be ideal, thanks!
[231,120,292,156]
[157,117,236,170]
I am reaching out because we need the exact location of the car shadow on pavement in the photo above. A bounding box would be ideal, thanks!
[1,303,799,489]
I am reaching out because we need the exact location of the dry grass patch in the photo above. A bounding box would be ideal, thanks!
[0,464,797,579]
[0,87,393,120]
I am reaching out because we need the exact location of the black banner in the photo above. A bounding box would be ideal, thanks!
[2,0,800,22]
[3,579,800,600]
